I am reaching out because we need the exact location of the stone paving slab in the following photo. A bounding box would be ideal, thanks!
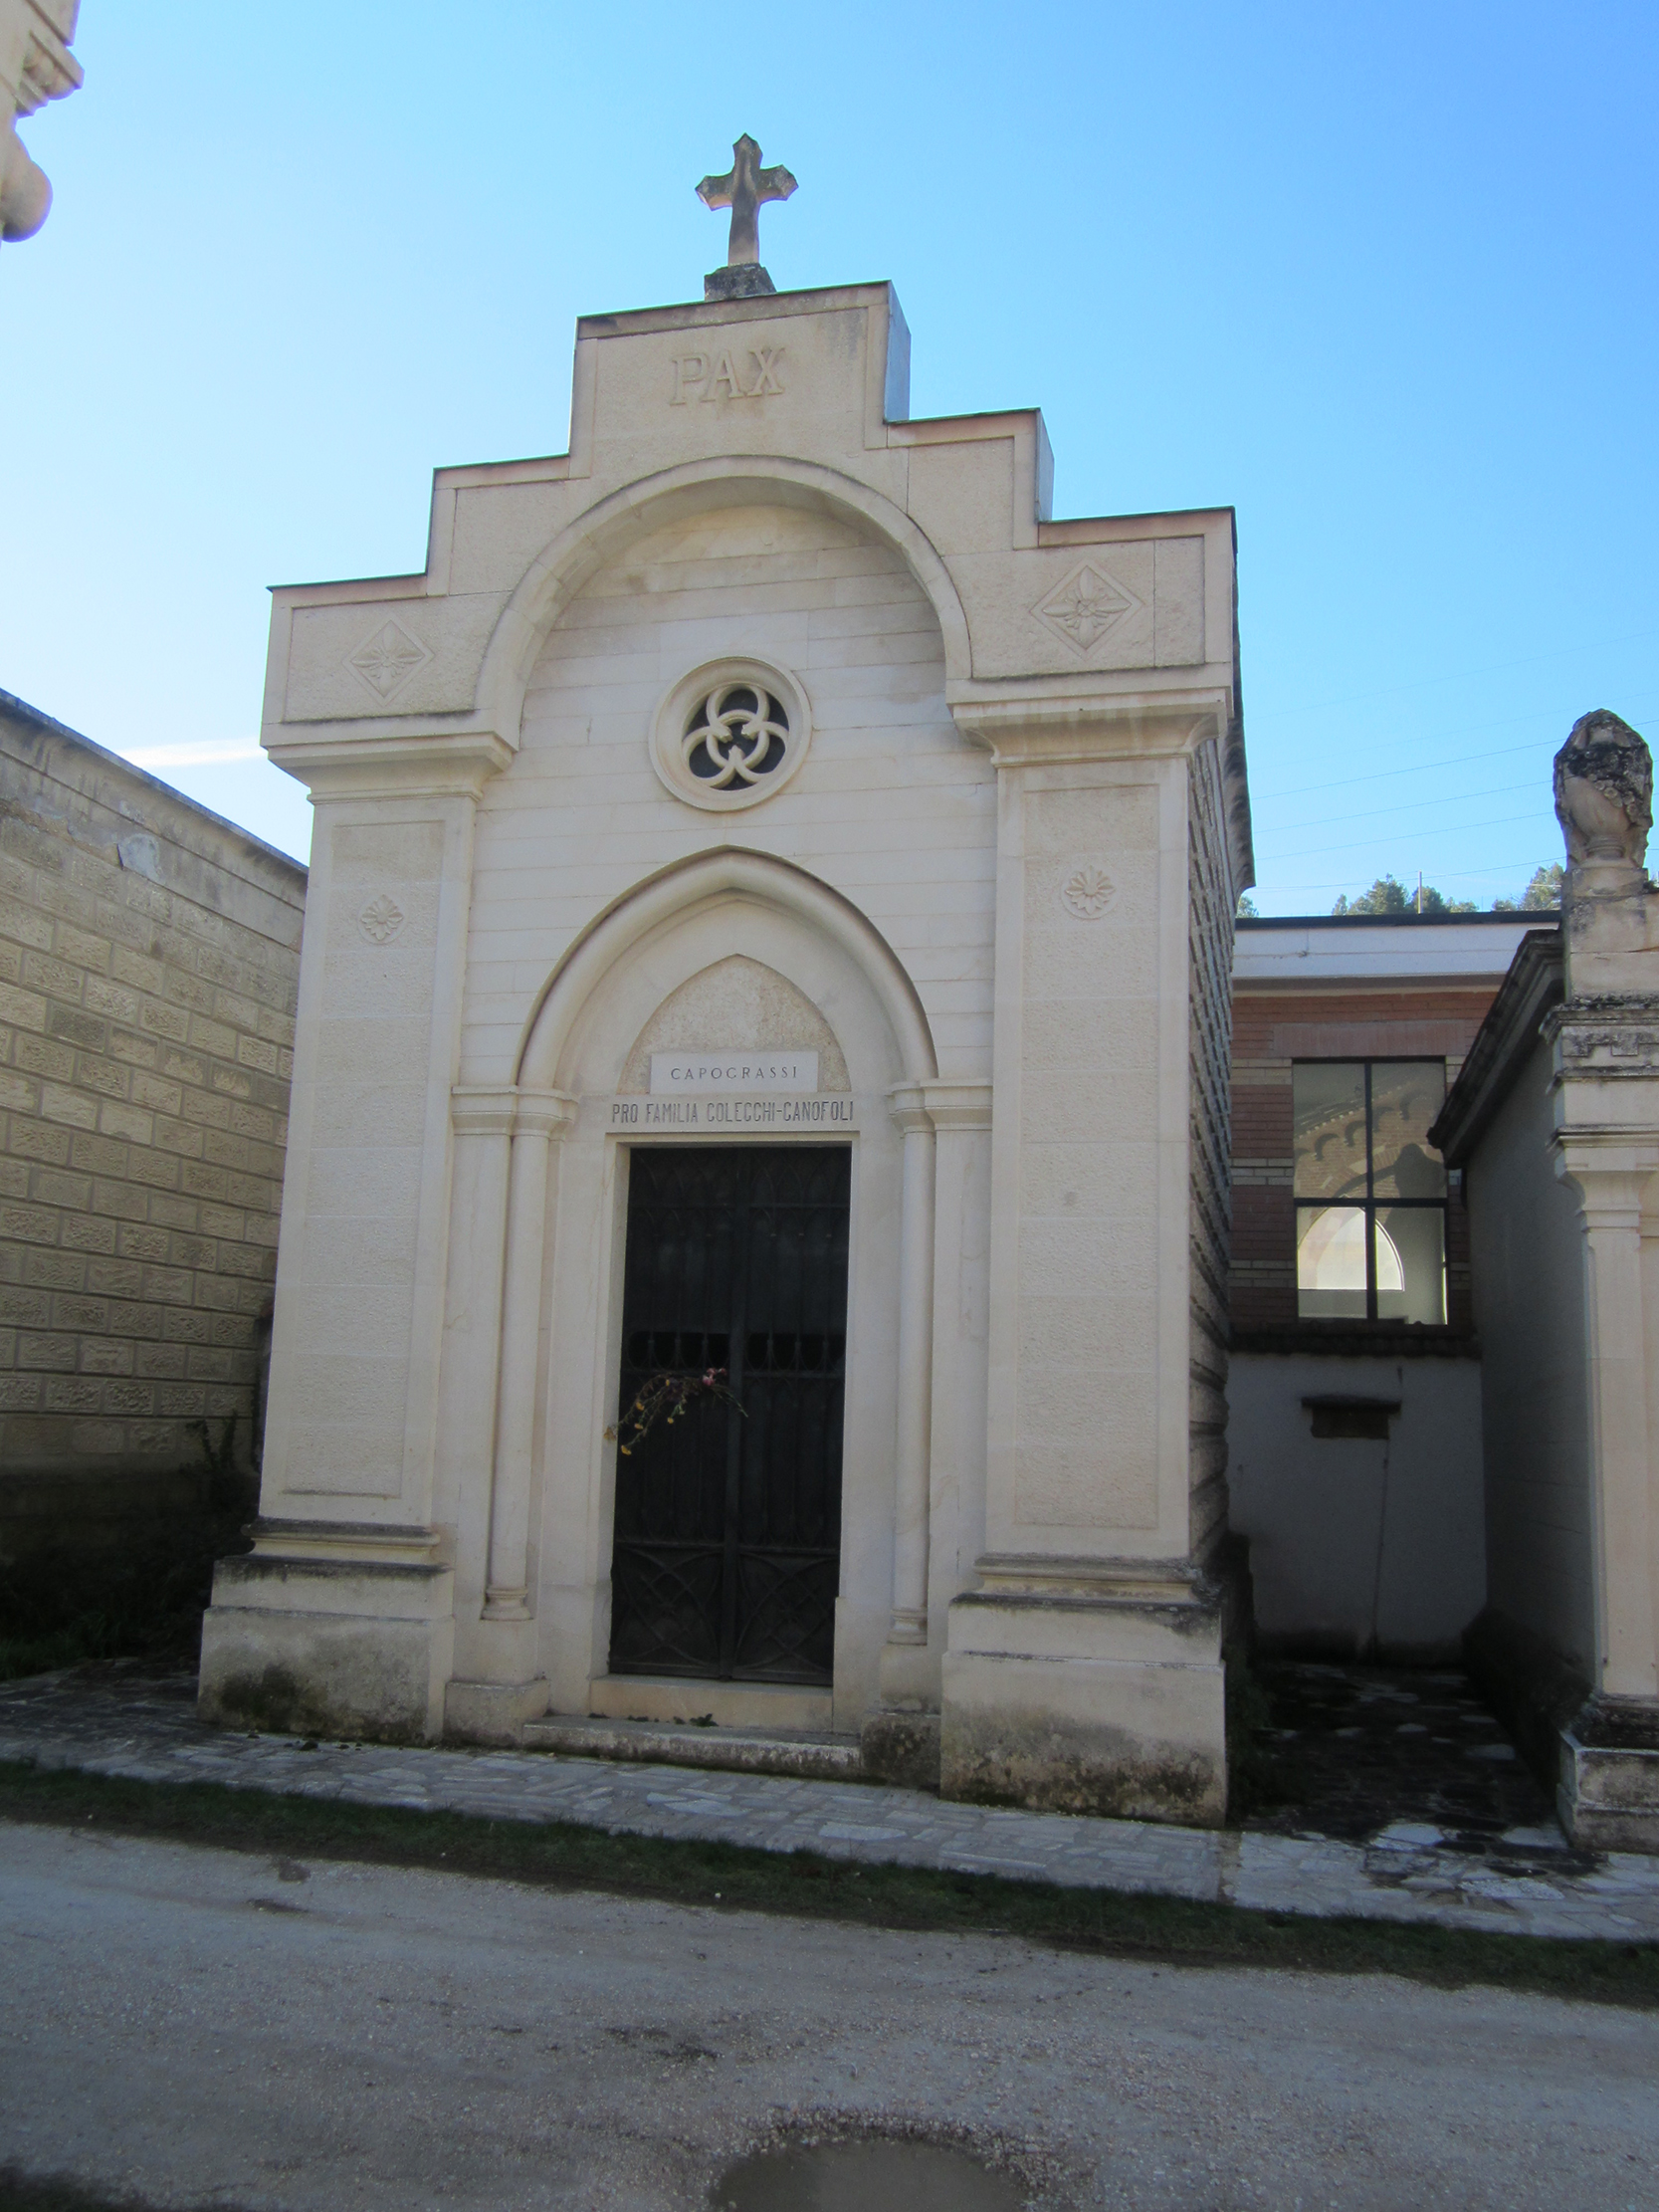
[3,1667,1659,1943]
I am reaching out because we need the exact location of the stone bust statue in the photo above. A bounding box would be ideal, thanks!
[1554,709,1653,871]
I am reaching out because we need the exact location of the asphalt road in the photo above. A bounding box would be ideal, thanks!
[1,1822,1655,2211]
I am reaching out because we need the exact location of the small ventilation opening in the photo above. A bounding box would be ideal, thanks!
[1303,1396,1399,1441]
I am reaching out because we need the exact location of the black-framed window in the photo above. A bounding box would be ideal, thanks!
[1293,1060,1447,1323]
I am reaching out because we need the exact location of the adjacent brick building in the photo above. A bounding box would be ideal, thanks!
[0,691,306,1557]
[1224,913,1537,1660]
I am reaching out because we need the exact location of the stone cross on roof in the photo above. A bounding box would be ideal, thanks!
[697,134,796,301]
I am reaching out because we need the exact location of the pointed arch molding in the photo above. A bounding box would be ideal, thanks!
[475,456,973,738]
[515,848,938,1093]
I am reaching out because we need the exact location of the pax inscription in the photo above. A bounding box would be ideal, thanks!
[670,346,786,404]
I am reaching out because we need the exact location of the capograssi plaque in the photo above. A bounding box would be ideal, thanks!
[649,1051,818,1095]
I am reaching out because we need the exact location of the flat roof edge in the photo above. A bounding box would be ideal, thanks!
[1237,911,1558,931]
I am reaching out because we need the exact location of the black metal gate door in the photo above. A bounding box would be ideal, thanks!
[608,1145,850,1684]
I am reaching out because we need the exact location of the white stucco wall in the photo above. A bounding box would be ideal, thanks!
[1227,1352,1486,1659]
[1464,1028,1595,1673]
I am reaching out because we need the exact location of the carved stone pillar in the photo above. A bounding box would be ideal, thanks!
[864,1080,992,1789]
[1560,1156,1659,1702]
[485,1090,578,1618]
[885,1083,936,1651]
[1548,968,1659,1843]
[442,1087,577,1745]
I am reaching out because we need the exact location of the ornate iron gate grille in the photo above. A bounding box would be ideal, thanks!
[608,1145,850,1684]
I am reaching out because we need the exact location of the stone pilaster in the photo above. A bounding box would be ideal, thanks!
[1552,1022,1659,1846]
[198,732,510,1742]
[934,697,1237,1824]
[1543,712,1659,1841]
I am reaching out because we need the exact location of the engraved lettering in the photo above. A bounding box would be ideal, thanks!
[669,345,785,406]
[650,1051,817,1095]
[612,1091,853,1129]
[748,345,785,395]
[704,349,743,401]
[669,353,708,404]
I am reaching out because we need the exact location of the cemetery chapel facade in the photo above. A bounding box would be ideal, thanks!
[200,185,1252,1822]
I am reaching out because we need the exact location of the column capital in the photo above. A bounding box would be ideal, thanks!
[920,1078,992,1133]
[451,1086,518,1137]
[452,1085,578,1140]
[1554,1133,1659,1225]
[513,1087,580,1141]
[887,1082,935,1136]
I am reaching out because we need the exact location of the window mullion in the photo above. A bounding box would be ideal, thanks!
[1364,1062,1377,1322]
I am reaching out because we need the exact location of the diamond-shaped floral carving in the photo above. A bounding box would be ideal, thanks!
[347,618,431,703]
[357,894,405,945]
[1032,562,1141,655]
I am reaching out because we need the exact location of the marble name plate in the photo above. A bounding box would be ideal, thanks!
[649,1051,818,1095]
[610,1094,855,1132]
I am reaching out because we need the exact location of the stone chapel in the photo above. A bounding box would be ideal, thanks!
[199,154,1252,1824]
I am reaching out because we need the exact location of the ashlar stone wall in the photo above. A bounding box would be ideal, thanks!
[1187,734,1236,1569]
[0,692,306,1554]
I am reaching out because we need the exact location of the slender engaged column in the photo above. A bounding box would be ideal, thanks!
[888,1085,937,1645]
[484,1090,576,1620]
[1561,1154,1659,1700]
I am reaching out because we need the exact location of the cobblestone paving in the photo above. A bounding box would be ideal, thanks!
[1243,1659,1562,1843]
[3,1665,1658,1943]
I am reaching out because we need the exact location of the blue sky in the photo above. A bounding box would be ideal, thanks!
[3,3,1654,911]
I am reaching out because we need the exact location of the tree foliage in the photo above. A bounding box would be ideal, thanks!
[1492,863,1564,913]
[1331,875,1476,916]
[1329,864,1564,917]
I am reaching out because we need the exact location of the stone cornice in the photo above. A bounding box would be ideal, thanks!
[948,689,1230,767]
[574,279,903,344]
[1430,927,1563,1166]
[1548,995,1659,1083]
[266,728,513,800]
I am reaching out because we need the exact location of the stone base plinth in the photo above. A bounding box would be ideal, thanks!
[198,1522,454,1743]
[860,1706,941,1790]
[585,1673,833,1731]
[444,1676,550,1744]
[1559,1695,1659,1851]
[705,262,775,300]
[939,1567,1227,1825]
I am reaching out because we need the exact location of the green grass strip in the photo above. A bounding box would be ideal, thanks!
[2,1756,1654,2011]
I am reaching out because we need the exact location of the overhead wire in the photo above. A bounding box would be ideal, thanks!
[1249,695,1657,805]
[1255,777,1543,832]
[1265,809,1546,863]
[1252,739,1551,802]
[1261,625,1659,726]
